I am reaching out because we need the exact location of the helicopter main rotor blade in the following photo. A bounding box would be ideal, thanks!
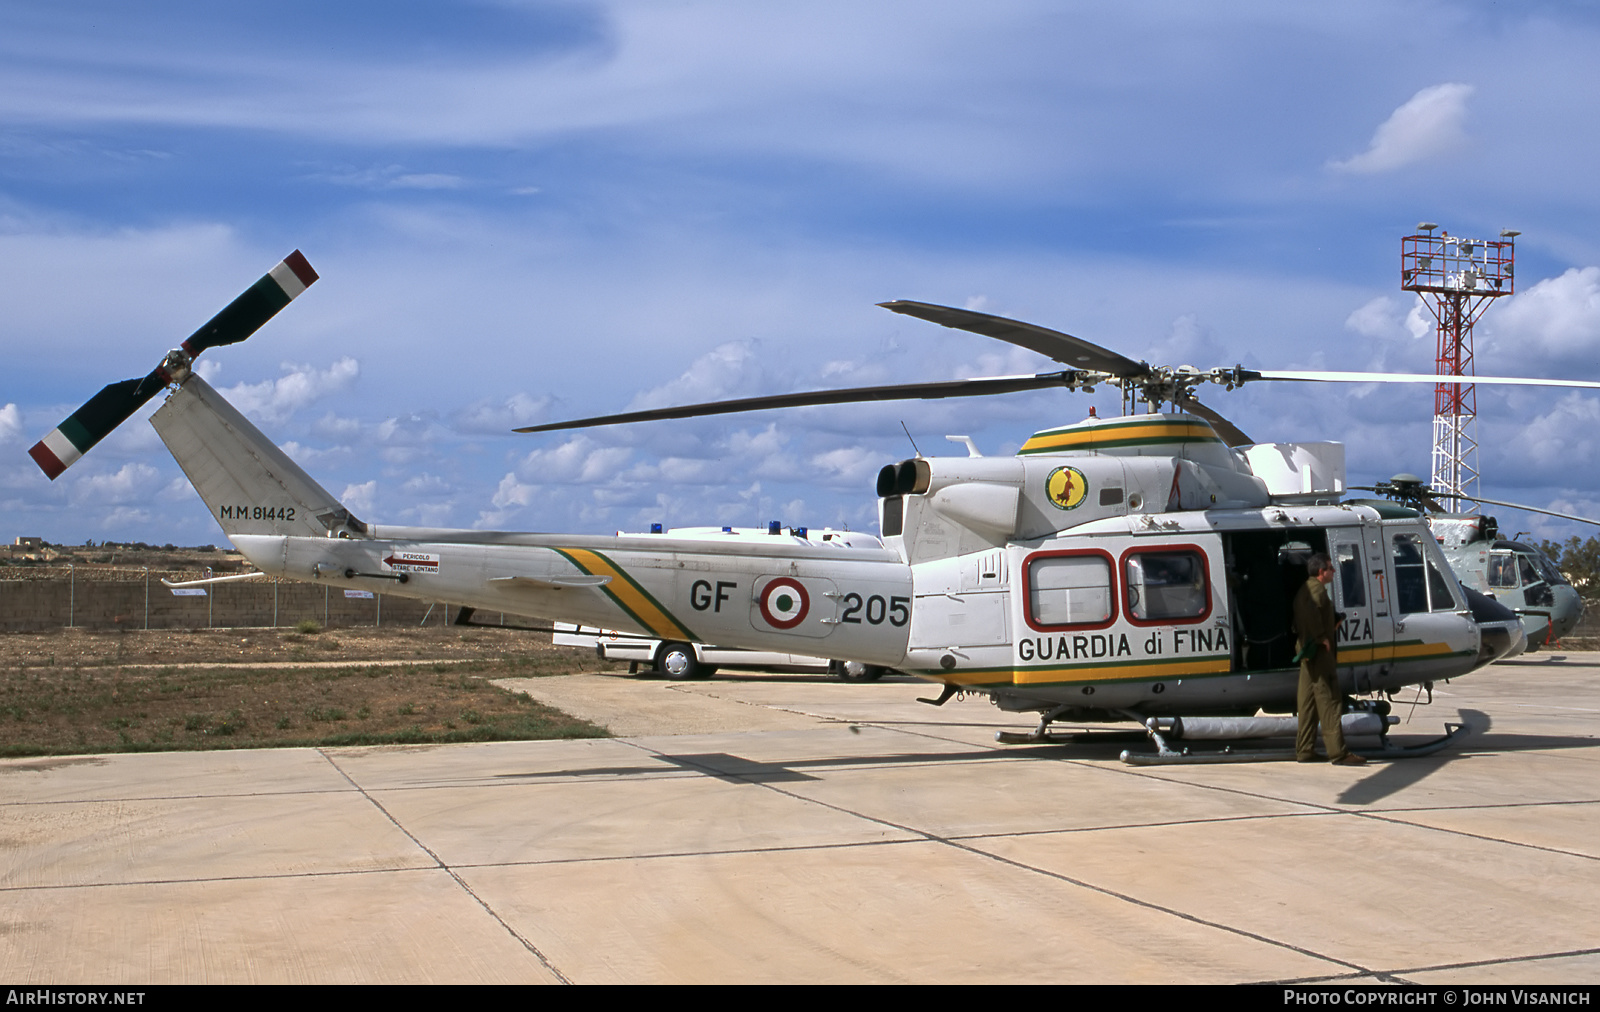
[1254,370,1600,390]
[1450,495,1600,528]
[879,300,1150,378]
[515,372,1086,433]
[1172,391,1253,447]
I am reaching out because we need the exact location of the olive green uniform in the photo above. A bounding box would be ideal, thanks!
[1293,575,1350,761]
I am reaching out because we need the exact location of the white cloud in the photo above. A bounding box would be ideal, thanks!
[1345,296,1405,340]
[391,173,464,190]
[401,473,448,495]
[513,436,634,485]
[0,403,22,443]
[310,165,467,190]
[1343,296,1434,351]
[491,472,535,510]
[809,446,882,487]
[453,392,551,433]
[1330,83,1473,174]
[217,358,360,424]
[1485,267,1600,365]
[341,480,378,516]
[101,505,153,530]
[625,340,771,412]
[1503,392,1600,473]
[1140,313,1225,368]
[69,462,161,504]
[158,477,194,502]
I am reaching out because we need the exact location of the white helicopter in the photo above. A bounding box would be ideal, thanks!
[28,253,1600,762]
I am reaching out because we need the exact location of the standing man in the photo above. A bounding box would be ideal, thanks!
[1294,553,1366,766]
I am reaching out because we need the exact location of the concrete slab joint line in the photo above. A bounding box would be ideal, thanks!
[314,748,574,984]
[2,656,1599,983]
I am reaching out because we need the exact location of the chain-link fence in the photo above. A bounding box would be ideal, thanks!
[0,567,478,632]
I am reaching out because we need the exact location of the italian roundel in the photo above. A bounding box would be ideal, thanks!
[758,577,810,629]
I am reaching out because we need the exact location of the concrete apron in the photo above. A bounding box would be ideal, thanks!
[3,655,1599,983]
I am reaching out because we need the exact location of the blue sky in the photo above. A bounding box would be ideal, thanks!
[4,1,1600,545]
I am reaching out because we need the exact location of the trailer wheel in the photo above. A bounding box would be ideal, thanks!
[833,660,884,682]
[657,642,702,681]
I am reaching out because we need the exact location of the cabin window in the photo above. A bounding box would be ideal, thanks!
[1026,552,1114,629]
[1335,543,1365,607]
[1123,548,1209,623]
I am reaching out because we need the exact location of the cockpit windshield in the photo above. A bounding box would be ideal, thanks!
[1533,551,1569,586]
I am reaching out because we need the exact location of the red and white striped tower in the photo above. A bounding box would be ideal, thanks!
[1400,223,1517,511]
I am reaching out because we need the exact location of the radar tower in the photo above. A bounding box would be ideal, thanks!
[1401,223,1517,512]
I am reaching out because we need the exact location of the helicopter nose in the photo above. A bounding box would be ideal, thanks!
[1551,586,1584,640]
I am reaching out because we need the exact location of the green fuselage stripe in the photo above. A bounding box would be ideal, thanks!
[553,548,698,641]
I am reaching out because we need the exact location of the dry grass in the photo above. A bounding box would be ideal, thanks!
[0,626,618,756]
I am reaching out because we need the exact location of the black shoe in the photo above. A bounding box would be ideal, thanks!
[1332,754,1368,766]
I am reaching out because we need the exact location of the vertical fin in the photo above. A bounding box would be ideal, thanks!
[151,373,364,539]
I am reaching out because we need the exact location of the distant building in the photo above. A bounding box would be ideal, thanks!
[13,537,44,548]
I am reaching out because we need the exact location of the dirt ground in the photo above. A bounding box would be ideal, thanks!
[0,623,607,670]
[0,625,623,756]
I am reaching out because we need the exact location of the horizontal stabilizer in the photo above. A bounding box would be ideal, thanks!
[490,575,614,589]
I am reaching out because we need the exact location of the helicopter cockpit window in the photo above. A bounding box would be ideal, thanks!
[1517,555,1541,587]
[1426,554,1460,611]
[1026,552,1114,628]
[1535,553,1568,586]
[1488,553,1518,589]
[1393,532,1461,614]
[1123,548,1209,623]
[1517,553,1556,607]
[1392,533,1430,613]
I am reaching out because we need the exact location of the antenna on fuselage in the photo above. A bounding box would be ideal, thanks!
[900,421,922,457]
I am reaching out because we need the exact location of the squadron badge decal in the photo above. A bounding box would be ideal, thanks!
[758,577,810,629]
[1045,465,1089,511]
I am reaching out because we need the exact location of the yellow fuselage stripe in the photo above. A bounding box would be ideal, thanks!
[1020,421,1220,454]
[921,641,1468,689]
[555,548,697,641]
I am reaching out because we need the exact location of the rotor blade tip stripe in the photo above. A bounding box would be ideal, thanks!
[28,435,75,479]
[269,258,313,299]
[283,250,318,288]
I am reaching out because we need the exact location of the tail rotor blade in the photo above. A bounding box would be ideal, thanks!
[183,250,319,356]
[28,250,318,480]
[29,366,168,479]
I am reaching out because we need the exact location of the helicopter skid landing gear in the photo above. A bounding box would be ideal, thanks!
[993,706,1149,746]
[994,705,1074,744]
[1117,716,1473,766]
